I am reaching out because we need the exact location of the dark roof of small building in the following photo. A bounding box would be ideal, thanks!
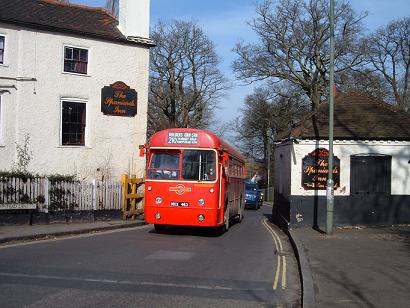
[291,92,410,141]
[0,0,154,47]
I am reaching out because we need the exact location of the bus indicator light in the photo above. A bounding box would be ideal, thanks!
[148,186,152,191]
[198,198,205,206]
[209,188,214,193]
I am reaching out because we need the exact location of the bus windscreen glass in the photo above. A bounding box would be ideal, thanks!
[148,151,180,180]
[182,150,216,181]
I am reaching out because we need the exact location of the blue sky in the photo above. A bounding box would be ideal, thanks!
[71,0,410,125]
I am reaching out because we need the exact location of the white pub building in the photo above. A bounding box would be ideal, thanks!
[0,0,153,179]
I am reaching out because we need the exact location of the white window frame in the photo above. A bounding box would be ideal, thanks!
[62,44,90,76]
[0,95,3,146]
[60,98,88,147]
[0,34,6,66]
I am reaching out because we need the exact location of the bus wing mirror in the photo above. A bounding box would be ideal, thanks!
[139,145,146,157]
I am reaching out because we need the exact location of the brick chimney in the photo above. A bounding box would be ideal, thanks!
[118,0,150,39]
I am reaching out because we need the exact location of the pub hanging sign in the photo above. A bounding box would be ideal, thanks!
[302,148,340,190]
[101,81,138,117]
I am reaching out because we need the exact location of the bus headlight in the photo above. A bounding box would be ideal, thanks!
[155,197,163,204]
[155,213,161,220]
[198,214,205,222]
[198,198,205,206]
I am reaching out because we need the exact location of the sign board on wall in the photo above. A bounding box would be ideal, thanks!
[0,204,37,210]
[101,81,138,117]
[302,148,340,190]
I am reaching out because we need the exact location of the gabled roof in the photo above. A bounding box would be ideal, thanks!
[291,92,410,141]
[0,0,154,47]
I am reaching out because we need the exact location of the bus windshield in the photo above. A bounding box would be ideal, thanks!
[148,151,180,180]
[147,149,216,181]
[182,150,216,181]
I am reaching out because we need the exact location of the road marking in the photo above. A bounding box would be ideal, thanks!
[145,250,195,261]
[0,224,151,249]
[262,219,287,290]
[282,256,287,290]
[0,272,268,292]
[273,255,281,290]
[262,219,280,290]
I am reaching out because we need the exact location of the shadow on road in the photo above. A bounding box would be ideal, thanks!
[147,218,245,238]
[148,225,223,237]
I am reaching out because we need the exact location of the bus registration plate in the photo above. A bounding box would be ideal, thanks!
[170,202,189,207]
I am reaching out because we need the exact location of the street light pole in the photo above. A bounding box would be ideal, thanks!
[267,138,271,202]
[326,0,335,235]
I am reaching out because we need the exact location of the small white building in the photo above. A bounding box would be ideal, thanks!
[0,0,153,179]
[273,92,410,228]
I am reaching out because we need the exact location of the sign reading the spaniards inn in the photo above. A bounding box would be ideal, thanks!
[302,148,340,190]
[101,81,138,117]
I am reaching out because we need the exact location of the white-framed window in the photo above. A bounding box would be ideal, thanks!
[63,45,88,75]
[0,35,5,64]
[61,99,87,146]
[0,95,3,145]
[0,96,2,134]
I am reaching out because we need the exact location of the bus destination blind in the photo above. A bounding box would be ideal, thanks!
[168,132,198,145]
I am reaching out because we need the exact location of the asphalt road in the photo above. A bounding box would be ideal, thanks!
[0,205,301,307]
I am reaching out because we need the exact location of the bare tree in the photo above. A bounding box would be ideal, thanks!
[338,69,389,100]
[233,0,367,110]
[233,86,307,186]
[236,88,274,160]
[148,20,229,136]
[365,17,410,111]
[235,86,307,160]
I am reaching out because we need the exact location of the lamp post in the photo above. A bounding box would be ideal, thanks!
[326,0,335,235]
[267,137,271,202]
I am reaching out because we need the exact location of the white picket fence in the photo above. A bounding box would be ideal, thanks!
[0,177,123,212]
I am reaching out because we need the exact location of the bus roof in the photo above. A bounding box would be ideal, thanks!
[148,128,245,162]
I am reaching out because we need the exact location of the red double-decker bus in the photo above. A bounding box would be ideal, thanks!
[143,128,246,232]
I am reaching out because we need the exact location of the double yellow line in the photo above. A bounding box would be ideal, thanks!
[262,218,287,290]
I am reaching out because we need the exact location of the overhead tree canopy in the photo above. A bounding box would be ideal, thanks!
[148,20,229,137]
[338,69,389,101]
[235,86,307,160]
[233,0,367,110]
[364,17,410,112]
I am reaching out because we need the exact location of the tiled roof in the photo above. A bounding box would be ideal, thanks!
[0,0,154,47]
[291,92,410,141]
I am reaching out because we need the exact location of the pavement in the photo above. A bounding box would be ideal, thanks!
[289,225,410,308]
[0,219,146,244]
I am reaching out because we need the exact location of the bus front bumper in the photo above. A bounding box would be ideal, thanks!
[145,205,220,227]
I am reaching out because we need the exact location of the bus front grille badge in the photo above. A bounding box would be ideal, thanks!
[169,184,192,195]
